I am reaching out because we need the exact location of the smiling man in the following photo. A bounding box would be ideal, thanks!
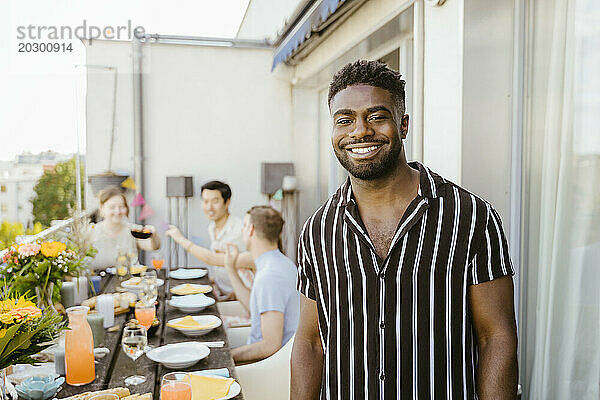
[290,60,518,399]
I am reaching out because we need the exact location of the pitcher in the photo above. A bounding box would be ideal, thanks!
[65,306,95,385]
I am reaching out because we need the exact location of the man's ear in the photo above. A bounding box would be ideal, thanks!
[224,199,231,209]
[400,114,410,139]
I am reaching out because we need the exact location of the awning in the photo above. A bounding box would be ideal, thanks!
[271,0,347,71]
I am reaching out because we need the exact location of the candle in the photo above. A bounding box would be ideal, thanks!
[86,312,105,347]
[96,294,114,328]
[89,276,101,295]
[74,277,88,304]
[53,347,65,375]
[60,282,76,309]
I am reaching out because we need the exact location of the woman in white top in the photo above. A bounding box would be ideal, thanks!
[90,186,160,270]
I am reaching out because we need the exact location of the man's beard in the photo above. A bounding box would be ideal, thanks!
[334,135,403,180]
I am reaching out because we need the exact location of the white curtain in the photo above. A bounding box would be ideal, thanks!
[525,0,600,398]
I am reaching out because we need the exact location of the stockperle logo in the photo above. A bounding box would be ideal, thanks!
[16,20,146,42]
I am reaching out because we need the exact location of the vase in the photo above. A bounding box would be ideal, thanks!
[35,282,56,312]
[0,367,9,400]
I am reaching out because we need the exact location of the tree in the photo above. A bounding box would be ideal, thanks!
[0,221,43,249]
[30,157,84,226]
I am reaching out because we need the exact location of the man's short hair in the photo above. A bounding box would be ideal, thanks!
[328,59,406,115]
[201,180,232,202]
[247,206,284,244]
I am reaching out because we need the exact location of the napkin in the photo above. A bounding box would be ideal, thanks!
[188,374,234,400]
[167,316,216,330]
[171,284,209,296]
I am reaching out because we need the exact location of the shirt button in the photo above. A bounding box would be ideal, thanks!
[379,373,385,381]
[380,320,385,329]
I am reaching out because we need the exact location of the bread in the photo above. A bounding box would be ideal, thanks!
[61,386,131,400]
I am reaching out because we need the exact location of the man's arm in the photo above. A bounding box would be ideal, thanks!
[223,243,251,311]
[290,294,323,400]
[166,225,254,269]
[469,275,518,399]
[231,310,284,363]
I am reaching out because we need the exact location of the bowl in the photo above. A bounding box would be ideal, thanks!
[131,230,152,239]
[169,268,208,280]
[121,278,164,293]
[15,376,64,400]
[167,315,222,337]
[168,294,215,313]
[146,342,210,369]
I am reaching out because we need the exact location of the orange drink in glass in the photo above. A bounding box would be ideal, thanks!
[152,258,164,270]
[65,306,95,386]
[135,303,155,329]
[161,373,192,400]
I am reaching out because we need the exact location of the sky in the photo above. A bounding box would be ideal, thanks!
[0,0,250,161]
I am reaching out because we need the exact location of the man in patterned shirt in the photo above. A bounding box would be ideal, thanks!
[290,60,518,399]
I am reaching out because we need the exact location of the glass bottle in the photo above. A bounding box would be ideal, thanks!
[65,306,95,385]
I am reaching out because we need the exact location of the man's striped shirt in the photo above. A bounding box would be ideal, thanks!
[297,161,514,399]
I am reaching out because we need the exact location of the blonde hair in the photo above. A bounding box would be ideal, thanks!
[98,186,129,217]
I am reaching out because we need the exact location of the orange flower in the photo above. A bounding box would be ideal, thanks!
[40,241,67,258]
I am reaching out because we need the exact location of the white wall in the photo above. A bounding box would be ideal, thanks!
[423,0,463,184]
[85,41,294,257]
[236,0,302,41]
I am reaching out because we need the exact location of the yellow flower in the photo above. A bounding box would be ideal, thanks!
[0,298,42,323]
[0,328,6,338]
[0,297,37,313]
[40,241,67,258]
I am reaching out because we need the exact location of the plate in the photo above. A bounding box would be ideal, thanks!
[146,342,210,369]
[183,372,241,400]
[170,283,212,296]
[167,315,222,337]
[169,268,208,280]
[121,278,164,293]
[168,293,215,313]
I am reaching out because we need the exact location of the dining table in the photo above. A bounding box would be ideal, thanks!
[58,267,244,400]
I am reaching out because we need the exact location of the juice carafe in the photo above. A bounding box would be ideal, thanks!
[65,306,95,385]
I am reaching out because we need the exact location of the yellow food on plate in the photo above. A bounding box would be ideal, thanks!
[170,284,211,296]
[130,265,147,275]
[188,374,234,400]
[167,316,216,330]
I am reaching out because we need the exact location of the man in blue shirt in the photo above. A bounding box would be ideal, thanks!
[224,205,300,364]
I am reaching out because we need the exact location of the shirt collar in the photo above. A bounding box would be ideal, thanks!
[254,249,281,271]
[338,161,447,208]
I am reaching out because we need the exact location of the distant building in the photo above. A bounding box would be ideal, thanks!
[0,151,72,226]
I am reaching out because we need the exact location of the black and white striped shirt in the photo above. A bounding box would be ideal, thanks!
[297,161,514,399]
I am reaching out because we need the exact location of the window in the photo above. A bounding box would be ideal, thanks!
[0,203,7,213]
[0,184,5,193]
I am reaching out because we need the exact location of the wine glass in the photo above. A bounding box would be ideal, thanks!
[161,372,192,400]
[121,326,148,385]
[151,251,165,278]
[135,302,156,330]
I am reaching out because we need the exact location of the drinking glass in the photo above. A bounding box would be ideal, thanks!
[135,302,156,330]
[161,372,192,400]
[121,326,148,385]
[152,251,165,278]
[140,270,158,304]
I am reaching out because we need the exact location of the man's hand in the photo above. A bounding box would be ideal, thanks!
[224,243,240,271]
[165,225,185,243]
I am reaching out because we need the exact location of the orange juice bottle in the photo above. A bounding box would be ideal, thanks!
[65,306,95,385]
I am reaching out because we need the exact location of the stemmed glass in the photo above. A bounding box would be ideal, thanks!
[121,326,148,385]
[151,251,165,278]
[134,302,156,330]
[140,270,158,305]
[161,372,192,400]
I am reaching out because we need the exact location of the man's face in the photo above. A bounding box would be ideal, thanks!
[330,84,409,180]
[201,189,229,221]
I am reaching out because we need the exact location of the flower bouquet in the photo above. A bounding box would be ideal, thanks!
[0,294,65,370]
[0,241,94,310]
